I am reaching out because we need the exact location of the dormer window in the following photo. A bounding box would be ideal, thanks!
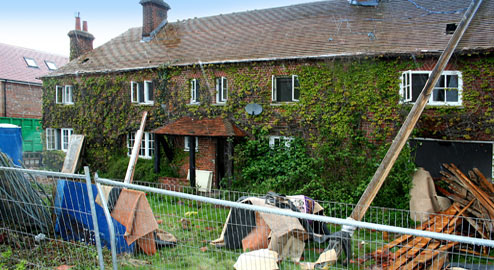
[45,61,57,70]
[24,57,38,68]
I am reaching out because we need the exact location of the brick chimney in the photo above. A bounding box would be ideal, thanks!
[140,0,170,40]
[68,15,95,61]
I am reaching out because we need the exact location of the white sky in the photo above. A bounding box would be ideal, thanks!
[0,0,318,57]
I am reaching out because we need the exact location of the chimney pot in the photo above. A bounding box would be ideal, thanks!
[83,21,88,32]
[75,16,81,31]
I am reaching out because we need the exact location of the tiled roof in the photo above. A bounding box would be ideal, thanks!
[0,43,68,84]
[152,117,248,137]
[48,0,493,77]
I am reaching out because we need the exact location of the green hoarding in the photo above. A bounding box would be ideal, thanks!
[0,117,43,152]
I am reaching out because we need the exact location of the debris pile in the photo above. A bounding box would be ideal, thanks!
[370,164,493,269]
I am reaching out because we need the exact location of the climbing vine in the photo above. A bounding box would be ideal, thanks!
[42,53,493,201]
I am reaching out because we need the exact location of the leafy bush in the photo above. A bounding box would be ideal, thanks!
[99,149,178,182]
[233,135,416,211]
[41,150,65,172]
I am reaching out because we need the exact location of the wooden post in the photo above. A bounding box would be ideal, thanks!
[189,136,196,187]
[226,137,233,188]
[350,0,483,222]
[154,134,160,173]
[124,111,147,184]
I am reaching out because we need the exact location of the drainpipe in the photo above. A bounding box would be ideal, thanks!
[1,79,6,117]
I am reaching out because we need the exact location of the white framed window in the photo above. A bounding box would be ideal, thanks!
[400,70,462,106]
[61,128,74,151]
[131,80,154,105]
[272,75,300,102]
[64,85,73,104]
[46,128,73,151]
[127,132,155,159]
[184,136,199,152]
[55,86,63,104]
[215,77,228,103]
[46,128,58,150]
[190,79,200,104]
[269,136,294,148]
[55,85,73,105]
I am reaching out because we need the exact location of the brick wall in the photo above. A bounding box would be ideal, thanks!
[177,136,218,187]
[158,176,188,192]
[1,81,42,119]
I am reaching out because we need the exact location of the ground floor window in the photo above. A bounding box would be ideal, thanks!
[184,136,199,152]
[127,131,154,159]
[46,128,73,151]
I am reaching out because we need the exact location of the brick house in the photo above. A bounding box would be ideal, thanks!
[0,43,67,161]
[42,0,494,186]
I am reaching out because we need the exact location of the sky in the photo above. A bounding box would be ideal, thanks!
[0,0,318,58]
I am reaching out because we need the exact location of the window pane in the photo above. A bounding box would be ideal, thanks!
[138,82,145,103]
[433,89,445,102]
[411,74,428,102]
[293,77,300,100]
[446,89,458,102]
[146,81,154,102]
[222,77,228,101]
[435,75,445,88]
[447,75,458,88]
[276,77,292,102]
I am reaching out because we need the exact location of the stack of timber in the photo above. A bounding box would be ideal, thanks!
[370,164,493,269]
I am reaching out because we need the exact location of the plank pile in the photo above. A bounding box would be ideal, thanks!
[370,164,493,269]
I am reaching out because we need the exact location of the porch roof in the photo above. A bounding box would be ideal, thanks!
[152,117,248,137]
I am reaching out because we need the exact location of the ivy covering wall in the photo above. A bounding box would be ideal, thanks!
[42,53,493,206]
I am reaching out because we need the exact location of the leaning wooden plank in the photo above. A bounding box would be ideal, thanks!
[61,135,85,174]
[473,168,494,194]
[124,111,148,184]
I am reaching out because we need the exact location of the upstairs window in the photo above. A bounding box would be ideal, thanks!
[400,70,462,106]
[131,80,154,105]
[190,79,200,104]
[127,131,155,159]
[55,85,73,105]
[45,61,57,70]
[215,77,228,104]
[24,57,38,68]
[272,75,300,102]
[184,136,199,152]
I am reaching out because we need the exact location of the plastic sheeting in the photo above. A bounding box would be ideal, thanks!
[0,124,22,166]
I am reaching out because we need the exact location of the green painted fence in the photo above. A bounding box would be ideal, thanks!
[0,117,43,152]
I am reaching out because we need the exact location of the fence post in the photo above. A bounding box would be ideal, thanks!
[84,166,105,270]
[95,173,118,270]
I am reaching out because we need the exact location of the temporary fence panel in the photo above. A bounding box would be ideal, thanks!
[0,166,107,269]
[0,165,493,269]
[95,177,494,270]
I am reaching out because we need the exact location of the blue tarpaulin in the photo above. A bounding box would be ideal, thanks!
[54,180,135,254]
[0,124,22,166]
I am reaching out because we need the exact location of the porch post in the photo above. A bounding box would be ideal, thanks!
[154,134,160,173]
[189,136,196,187]
[226,137,233,187]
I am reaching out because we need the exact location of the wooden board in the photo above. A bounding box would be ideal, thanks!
[61,135,85,174]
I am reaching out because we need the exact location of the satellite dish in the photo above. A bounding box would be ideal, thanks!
[245,103,263,116]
